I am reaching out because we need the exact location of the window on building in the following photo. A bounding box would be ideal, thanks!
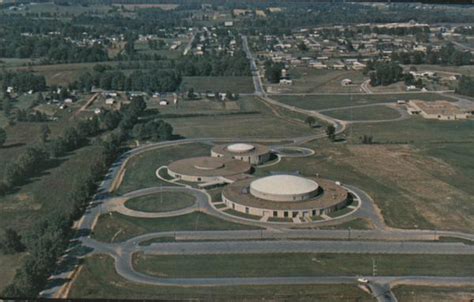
[273,211,278,217]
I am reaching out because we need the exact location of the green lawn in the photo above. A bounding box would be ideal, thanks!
[181,76,255,93]
[68,255,372,301]
[323,105,401,121]
[392,285,474,302]
[92,212,260,243]
[116,143,210,194]
[274,93,454,111]
[133,253,474,278]
[124,192,195,213]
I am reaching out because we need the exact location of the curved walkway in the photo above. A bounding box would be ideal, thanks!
[103,187,206,218]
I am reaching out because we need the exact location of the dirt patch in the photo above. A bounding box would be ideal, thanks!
[341,145,473,230]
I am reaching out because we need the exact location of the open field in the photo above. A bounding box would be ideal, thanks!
[115,143,210,195]
[273,93,454,111]
[323,105,401,121]
[392,285,474,301]
[69,255,372,301]
[165,97,320,139]
[0,58,34,68]
[267,68,367,94]
[257,130,474,232]
[10,62,112,86]
[133,253,474,278]
[181,76,255,93]
[113,4,179,10]
[152,99,241,115]
[92,212,260,243]
[124,192,195,213]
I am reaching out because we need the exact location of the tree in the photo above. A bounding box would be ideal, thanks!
[40,125,51,143]
[0,128,6,147]
[305,116,316,128]
[326,124,336,141]
[0,228,25,254]
[297,41,308,51]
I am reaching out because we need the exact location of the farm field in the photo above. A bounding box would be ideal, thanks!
[92,212,260,243]
[68,255,372,301]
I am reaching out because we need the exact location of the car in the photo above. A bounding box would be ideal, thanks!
[357,277,369,284]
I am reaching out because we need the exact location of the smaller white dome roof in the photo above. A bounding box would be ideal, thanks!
[250,175,319,202]
[227,143,255,153]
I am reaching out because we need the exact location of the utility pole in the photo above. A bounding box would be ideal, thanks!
[372,258,377,277]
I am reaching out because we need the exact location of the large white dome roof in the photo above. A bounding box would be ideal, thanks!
[250,175,319,201]
[227,143,255,153]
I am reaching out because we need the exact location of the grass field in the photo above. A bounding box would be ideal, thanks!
[92,212,260,243]
[273,93,453,111]
[11,62,113,86]
[323,105,401,121]
[124,192,195,212]
[392,285,474,301]
[68,255,372,301]
[115,143,210,194]
[7,2,112,15]
[267,68,367,94]
[181,76,255,93]
[165,97,320,139]
[133,253,474,278]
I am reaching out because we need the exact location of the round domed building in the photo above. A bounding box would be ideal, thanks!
[211,143,272,165]
[222,174,349,219]
[167,156,251,183]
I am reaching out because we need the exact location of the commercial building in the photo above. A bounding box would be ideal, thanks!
[211,143,272,165]
[222,175,350,219]
[407,100,472,120]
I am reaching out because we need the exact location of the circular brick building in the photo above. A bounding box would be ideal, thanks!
[211,143,272,165]
[222,175,349,220]
[167,156,251,183]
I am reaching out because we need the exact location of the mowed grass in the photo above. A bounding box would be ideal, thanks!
[392,285,474,302]
[69,255,372,301]
[0,253,26,293]
[181,76,255,93]
[274,93,453,111]
[322,105,401,121]
[92,212,260,243]
[124,192,195,212]
[115,143,210,194]
[133,253,474,278]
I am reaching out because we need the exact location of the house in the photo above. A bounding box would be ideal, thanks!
[352,61,367,71]
[159,100,169,106]
[279,79,293,85]
[64,98,74,104]
[105,98,116,105]
[6,86,14,94]
[94,108,102,115]
[341,79,352,86]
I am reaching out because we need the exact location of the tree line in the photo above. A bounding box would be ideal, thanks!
[1,96,174,297]
[391,44,473,66]
[1,72,47,93]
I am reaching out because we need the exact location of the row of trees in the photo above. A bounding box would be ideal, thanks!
[0,36,108,63]
[175,51,251,77]
[264,60,284,83]
[456,76,474,97]
[1,72,47,93]
[75,69,182,93]
[391,44,473,66]
[364,61,406,87]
